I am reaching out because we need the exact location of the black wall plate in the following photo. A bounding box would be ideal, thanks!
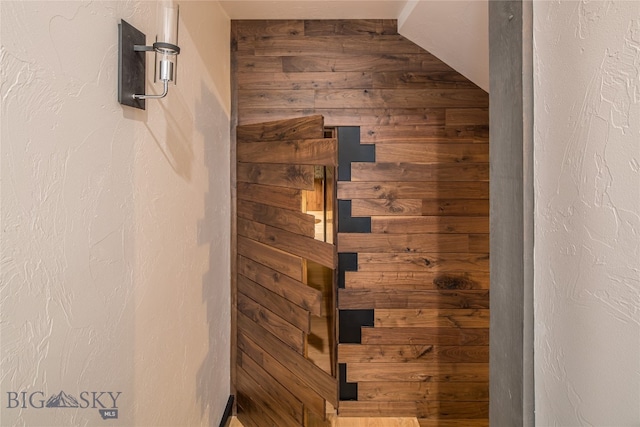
[118,20,146,110]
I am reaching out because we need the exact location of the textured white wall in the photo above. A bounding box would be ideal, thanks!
[534,1,640,425]
[0,1,231,426]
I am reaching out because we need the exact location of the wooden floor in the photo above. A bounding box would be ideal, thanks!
[230,415,419,427]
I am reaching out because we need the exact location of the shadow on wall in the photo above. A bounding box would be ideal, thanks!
[144,92,195,181]
[195,78,231,424]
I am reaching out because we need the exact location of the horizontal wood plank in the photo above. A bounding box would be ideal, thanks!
[238,89,315,109]
[375,143,488,163]
[233,20,305,37]
[303,19,398,36]
[352,199,423,216]
[346,362,489,382]
[237,114,323,141]
[236,56,284,73]
[238,199,316,237]
[337,233,469,253]
[374,309,490,328]
[422,199,489,216]
[238,236,304,281]
[237,108,447,127]
[358,381,489,401]
[237,162,315,190]
[338,401,488,419]
[238,217,336,269]
[345,271,490,290]
[239,256,322,316]
[283,55,451,73]
[237,71,373,90]
[372,71,478,89]
[338,289,490,310]
[315,89,488,109]
[360,125,481,144]
[253,35,423,56]
[337,181,489,200]
[356,252,489,274]
[445,108,490,126]
[371,216,489,234]
[238,138,337,166]
[361,327,490,345]
[469,234,489,253]
[237,182,303,211]
[350,162,489,182]
[338,344,489,364]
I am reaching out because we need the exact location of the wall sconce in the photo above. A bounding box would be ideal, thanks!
[118,4,180,110]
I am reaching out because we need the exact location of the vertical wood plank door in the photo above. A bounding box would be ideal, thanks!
[235,115,338,427]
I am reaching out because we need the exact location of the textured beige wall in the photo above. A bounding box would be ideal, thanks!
[398,0,489,91]
[534,2,640,425]
[0,1,231,425]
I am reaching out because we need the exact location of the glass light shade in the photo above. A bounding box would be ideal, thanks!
[154,3,179,83]
[157,3,179,51]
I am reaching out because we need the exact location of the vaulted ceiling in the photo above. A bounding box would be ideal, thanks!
[219,0,489,91]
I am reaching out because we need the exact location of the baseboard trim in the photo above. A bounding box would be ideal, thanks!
[218,395,234,427]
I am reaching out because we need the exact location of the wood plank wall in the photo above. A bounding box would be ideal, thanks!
[232,19,490,426]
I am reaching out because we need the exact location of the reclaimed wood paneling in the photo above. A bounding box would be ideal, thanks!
[238,218,335,268]
[239,312,338,406]
[338,344,489,364]
[238,274,311,333]
[236,114,324,142]
[237,366,301,427]
[235,114,338,426]
[303,19,398,36]
[338,290,490,310]
[337,181,489,200]
[374,309,490,328]
[233,19,489,424]
[375,143,489,163]
[361,328,490,346]
[237,291,305,353]
[237,163,315,190]
[350,162,489,182]
[239,332,327,417]
[237,236,304,281]
[237,182,303,211]
[347,363,489,382]
[371,216,490,234]
[239,256,322,316]
[355,253,489,273]
[238,138,337,165]
[238,199,316,237]
[358,381,489,401]
[337,233,470,254]
[344,271,490,290]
